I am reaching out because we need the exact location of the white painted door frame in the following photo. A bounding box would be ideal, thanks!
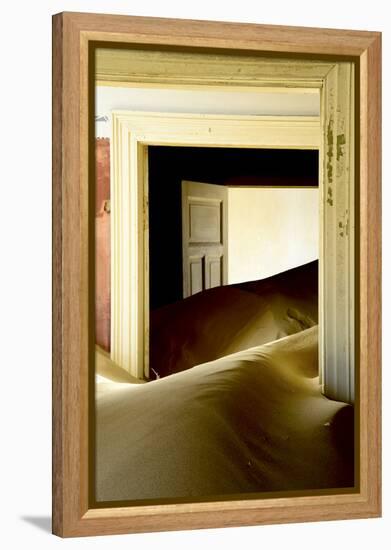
[111,112,321,375]
[110,64,355,405]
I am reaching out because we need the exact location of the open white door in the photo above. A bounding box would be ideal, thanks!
[182,180,228,298]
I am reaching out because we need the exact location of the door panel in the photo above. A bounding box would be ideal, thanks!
[189,200,222,243]
[189,256,204,295]
[207,256,222,289]
[182,181,228,298]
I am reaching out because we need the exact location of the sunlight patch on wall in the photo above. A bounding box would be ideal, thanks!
[227,187,319,284]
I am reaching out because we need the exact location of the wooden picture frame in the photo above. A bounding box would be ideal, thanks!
[52,12,381,537]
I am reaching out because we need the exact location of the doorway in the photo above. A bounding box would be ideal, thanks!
[147,145,319,380]
[148,145,319,311]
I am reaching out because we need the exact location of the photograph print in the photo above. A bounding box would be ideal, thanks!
[92,44,356,505]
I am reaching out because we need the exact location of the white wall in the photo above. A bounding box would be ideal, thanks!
[228,187,319,283]
[96,85,320,137]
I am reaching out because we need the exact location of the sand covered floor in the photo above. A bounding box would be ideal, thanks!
[96,326,354,503]
[150,261,318,379]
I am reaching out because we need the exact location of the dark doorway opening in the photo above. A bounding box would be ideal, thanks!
[148,146,318,311]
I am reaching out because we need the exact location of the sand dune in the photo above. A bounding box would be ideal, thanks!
[96,326,354,503]
[150,261,318,378]
[96,261,354,503]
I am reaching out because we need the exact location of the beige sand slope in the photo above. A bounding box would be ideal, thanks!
[96,326,354,503]
[150,261,318,378]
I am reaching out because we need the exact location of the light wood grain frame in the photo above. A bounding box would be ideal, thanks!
[52,12,381,537]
